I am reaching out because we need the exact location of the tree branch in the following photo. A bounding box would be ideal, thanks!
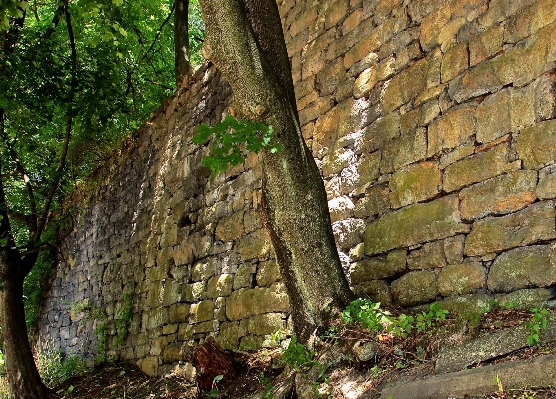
[34,0,76,242]
[141,3,174,63]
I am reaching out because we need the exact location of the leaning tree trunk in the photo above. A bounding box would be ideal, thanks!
[199,0,354,343]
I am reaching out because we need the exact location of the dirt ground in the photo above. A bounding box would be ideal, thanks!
[47,308,556,399]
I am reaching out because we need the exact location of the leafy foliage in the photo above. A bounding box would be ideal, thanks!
[526,307,550,346]
[282,337,315,371]
[342,299,449,339]
[192,115,282,175]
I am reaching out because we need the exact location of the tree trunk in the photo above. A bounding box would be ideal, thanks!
[0,111,47,398]
[199,0,354,343]
[0,264,47,398]
[174,0,191,87]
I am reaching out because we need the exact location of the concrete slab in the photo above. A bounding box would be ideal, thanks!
[379,354,556,399]
[436,320,556,373]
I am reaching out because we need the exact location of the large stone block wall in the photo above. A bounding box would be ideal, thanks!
[281,0,556,309]
[38,0,556,376]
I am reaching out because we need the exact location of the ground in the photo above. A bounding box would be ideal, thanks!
[46,307,556,399]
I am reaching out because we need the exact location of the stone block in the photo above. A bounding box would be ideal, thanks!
[141,356,159,377]
[325,0,349,29]
[183,281,206,302]
[322,148,355,177]
[328,196,355,222]
[408,240,446,270]
[163,343,182,363]
[350,249,407,283]
[207,274,234,298]
[289,5,318,37]
[344,19,396,69]
[476,89,511,144]
[191,261,218,282]
[382,50,441,113]
[441,42,468,82]
[354,151,381,191]
[427,104,476,157]
[517,120,556,169]
[169,303,190,324]
[189,300,214,323]
[488,245,556,292]
[400,101,441,136]
[226,283,290,321]
[420,0,487,51]
[407,0,447,23]
[354,185,390,219]
[361,112,401,153]
[247,313,286,336]
[332,218,365,250]
[162,279,182,307]
[459,171,537,220]
[316,58,346,97]
[233,264,252,290]
[352,280,392,305]
[504,0,556,43]
[389,161,441,208]
[443,143,512,192]
[465,201,556,256]
[497,288,554,311]
[449,23,556,103]
[438,263,486,297]
[469,25,504,66]
[236,229,271,260]
[380,128,427,174]
[217,321,239,350]
[391,271,438,307]
[215,211,245,242]
[365,195,465,255]
[354,67,378,98]
[538,168,556,199]
[256,260,281,287]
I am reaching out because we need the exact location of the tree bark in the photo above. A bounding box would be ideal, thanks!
[0,122,47,397]
[174,0,191,87]
[198,0,354,343]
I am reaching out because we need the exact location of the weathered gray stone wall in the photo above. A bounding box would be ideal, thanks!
[38,0,556,377]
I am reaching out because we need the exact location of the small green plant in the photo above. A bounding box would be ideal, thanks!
[192,115,282,175]
[207,374,225,398]
[342,299,449,338]
[282,337,315,371]
[388,313,414,338]
[34,343,88,388]
[526,307,550,346]
[415,302,449,333]
[114,294,134,347]
[259,373,275,399]
[341,299,393,334]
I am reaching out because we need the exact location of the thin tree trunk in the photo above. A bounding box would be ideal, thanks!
[199,0,354,343]
[174,0,191,86]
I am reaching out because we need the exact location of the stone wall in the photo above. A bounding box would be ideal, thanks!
[282,0,556,309]
[38,0,556,376]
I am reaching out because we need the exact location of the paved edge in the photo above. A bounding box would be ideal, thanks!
[379,354,556,399]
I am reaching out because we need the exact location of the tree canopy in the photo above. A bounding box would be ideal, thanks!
[0,0,204,396]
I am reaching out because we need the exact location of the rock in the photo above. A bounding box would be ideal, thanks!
[352,340,379,362]
[391,270,438,307]
[365,195,465,255]
[488,245,556,293]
